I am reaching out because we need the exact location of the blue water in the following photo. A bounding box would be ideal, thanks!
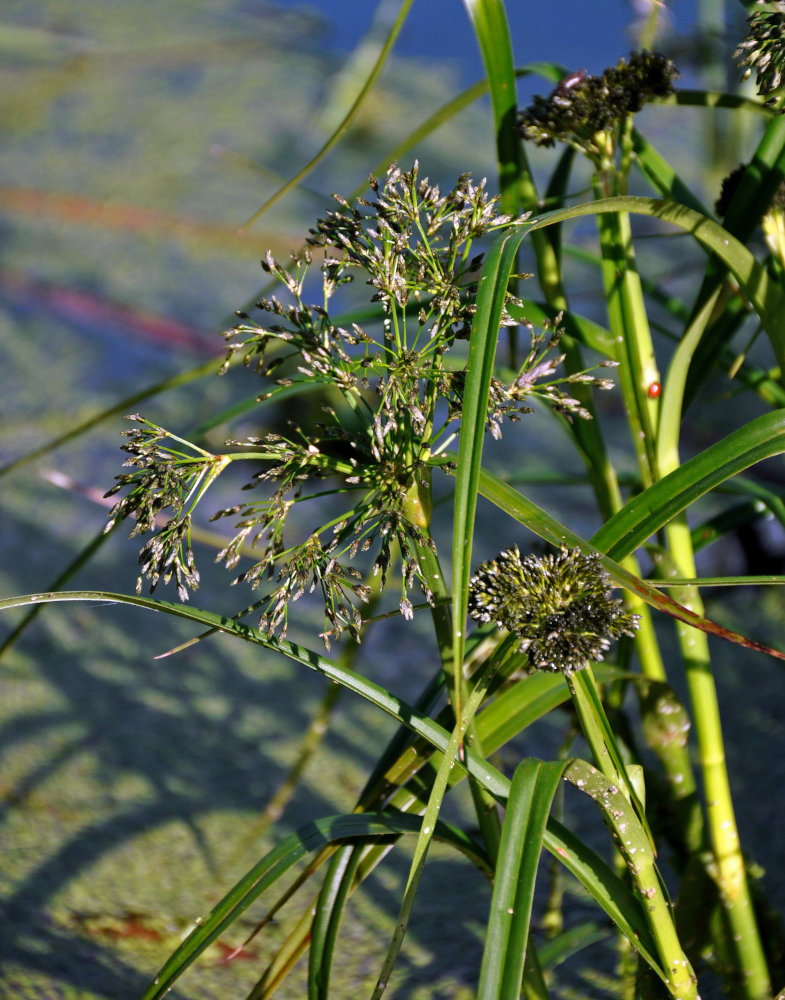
[289,0,709,98]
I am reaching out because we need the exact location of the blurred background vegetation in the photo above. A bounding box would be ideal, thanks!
[3,2,784,998]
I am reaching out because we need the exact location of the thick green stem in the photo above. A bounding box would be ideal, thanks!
[592,204,703,853]
[565,759,698,999]
[665,520,771,999]
[656,286,770,998]
[595,206,659,487]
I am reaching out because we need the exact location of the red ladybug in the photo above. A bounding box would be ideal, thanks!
[647,382,661,399]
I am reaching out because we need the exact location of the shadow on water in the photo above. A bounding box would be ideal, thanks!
[0,508,492,997]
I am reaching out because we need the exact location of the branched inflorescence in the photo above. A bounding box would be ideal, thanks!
[735,1,785,112]
[468,546,639,675]
[518,51,678,163]
[104,418,227,601]
[106,164,617,647]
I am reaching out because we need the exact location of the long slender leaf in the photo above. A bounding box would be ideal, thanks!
[478,759,567,1000]
[308,844,364,1000]
[136,811,484,1000]
[0,521,117,657]
[687,114,785,402]
[462,0,526,214]
[538,921,611,971]
[542,816,660,972]
[593,408,785,560]
[371,633,506,999]
[476,671,569,754]
[451,227,528,708]
[525,195,785,372]
[0,589,509,800]
[631,127,709,214]
[0,587,676,976]
[0,355,219,477]
[360,60,565,202]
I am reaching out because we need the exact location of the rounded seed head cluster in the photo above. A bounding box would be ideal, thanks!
[468,546,639,675]
[736,2,785,110]
[518,51,678,161]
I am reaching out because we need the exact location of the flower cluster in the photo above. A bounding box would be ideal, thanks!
[104,417,227,601]
[468,546,639,675]
[106,164,617,647]
[715,162,785,267]
[735,2,785,111]
[518,51,678,163]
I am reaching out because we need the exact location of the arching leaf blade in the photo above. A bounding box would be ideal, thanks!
[0,355,219,478]
[451,226,528,706]
[478,758,567,1000]
[593,408,785,561]
[137,812,483,1000]
[0,589,512,798]
[238,0,416,231]
[525,196,785,373]
[463,0,526,214]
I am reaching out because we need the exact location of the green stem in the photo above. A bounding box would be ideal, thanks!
[664,527,770,999]
[414,532,502,863]
[592,198,705,857]
[595,205,659,487]
[371,630,503,1000]
[565,758,698,999]
[528,182,703,862]
[567,668,624,788]
[531,176,702,860]
[656,276,771,998]
[567,668,652,852]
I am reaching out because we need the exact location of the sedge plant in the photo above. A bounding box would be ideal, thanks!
[6,1,785,998]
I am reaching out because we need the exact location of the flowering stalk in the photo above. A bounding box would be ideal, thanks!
[519,47,771,996]
[468,545,699,996]
[106,165,612,654]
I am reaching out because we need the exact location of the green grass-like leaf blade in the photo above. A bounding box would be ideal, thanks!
[238,0,416,231]
[309,844,368,1000]
[137,812,483,1000]
[452,227,528,702]
[594,408,785,560]
[478,758,567,1000]
[463,0,525,213]
[526,196,785,373]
